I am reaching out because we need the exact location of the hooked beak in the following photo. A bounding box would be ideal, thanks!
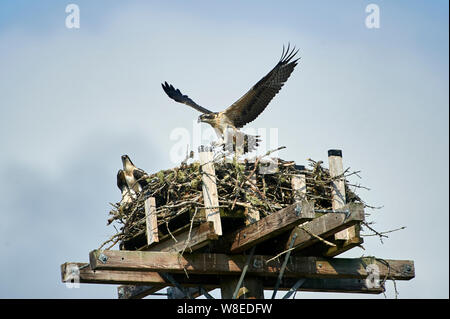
[197,117,202,123]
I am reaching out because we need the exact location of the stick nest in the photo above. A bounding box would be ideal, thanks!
[104,155,366,249]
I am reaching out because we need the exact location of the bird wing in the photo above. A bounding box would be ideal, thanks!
[223,44,299,128]
[133,168,149,187]
[117,169,127,191]
[162,81,213,114]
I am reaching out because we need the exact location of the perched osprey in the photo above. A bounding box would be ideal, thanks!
[162,44,299,141]
[121,155,148,193]
[116,169,136,204]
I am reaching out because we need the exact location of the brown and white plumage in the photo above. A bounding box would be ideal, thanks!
[121,155,148,193]
[117,169,136,204]
[162,44,299,135]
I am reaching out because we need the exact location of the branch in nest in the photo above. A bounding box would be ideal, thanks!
[361,222,406,243]
[298,226,336,247]
[266,247,296,263]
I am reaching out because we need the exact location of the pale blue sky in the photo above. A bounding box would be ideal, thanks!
[0,1,448,298]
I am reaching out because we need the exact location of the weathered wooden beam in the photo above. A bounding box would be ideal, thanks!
[61,262,217,296]
[118,285,161,299]
[278,278,384,294]
[144,221,218,253]
[215,200,315,254]
[61,263,385,294]
[61,262,166,287]
[323,236,364,257]
[328,149,358,241]
[287,202,364,253]
[291,165,307,202]
[199,146,222,236]
[89,250,415,281]
[144,197,159,246]
[328,149,346,210]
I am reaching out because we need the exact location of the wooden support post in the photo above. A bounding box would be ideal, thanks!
[199,146,222,236]
[291,165,307,202]
[89,250,415,281]
[144,197,159,246]
[328,149,355,241]
[328,150,346,209]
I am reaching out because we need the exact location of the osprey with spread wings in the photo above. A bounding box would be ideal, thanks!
[162,44,299,147]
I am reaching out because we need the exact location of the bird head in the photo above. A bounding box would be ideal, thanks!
[198,113,217,124]
[121,155,134,170]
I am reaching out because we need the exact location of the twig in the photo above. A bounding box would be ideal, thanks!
[361,222,406,243]
[181,207,199,256]
[266,247,296,263]
[165,220,178,243]
[298,226,337,247]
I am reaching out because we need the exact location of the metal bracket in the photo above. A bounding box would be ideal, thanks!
[295,203,302,216]
[98,253,108,264]
[252,257,263,269]
[402,264,413,275]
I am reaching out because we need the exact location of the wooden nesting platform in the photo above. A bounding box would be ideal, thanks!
[61,148,415,299]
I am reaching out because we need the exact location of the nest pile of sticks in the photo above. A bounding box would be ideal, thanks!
[103,153,365,249]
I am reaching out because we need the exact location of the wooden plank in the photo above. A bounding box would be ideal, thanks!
[291,165,306,202]
[287,202,364,252]
[328,149,356,241]
[199,146,222,236]
[118,285,161,299]
[323,235,364,257]
[61,262,166,286]
[214,200,315,254]
[328,149,346,210]
[89,250,415,280]
[144,197,159,245]
[61,263,385,294]
[144,221,218,253]
[275,278,384,294]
